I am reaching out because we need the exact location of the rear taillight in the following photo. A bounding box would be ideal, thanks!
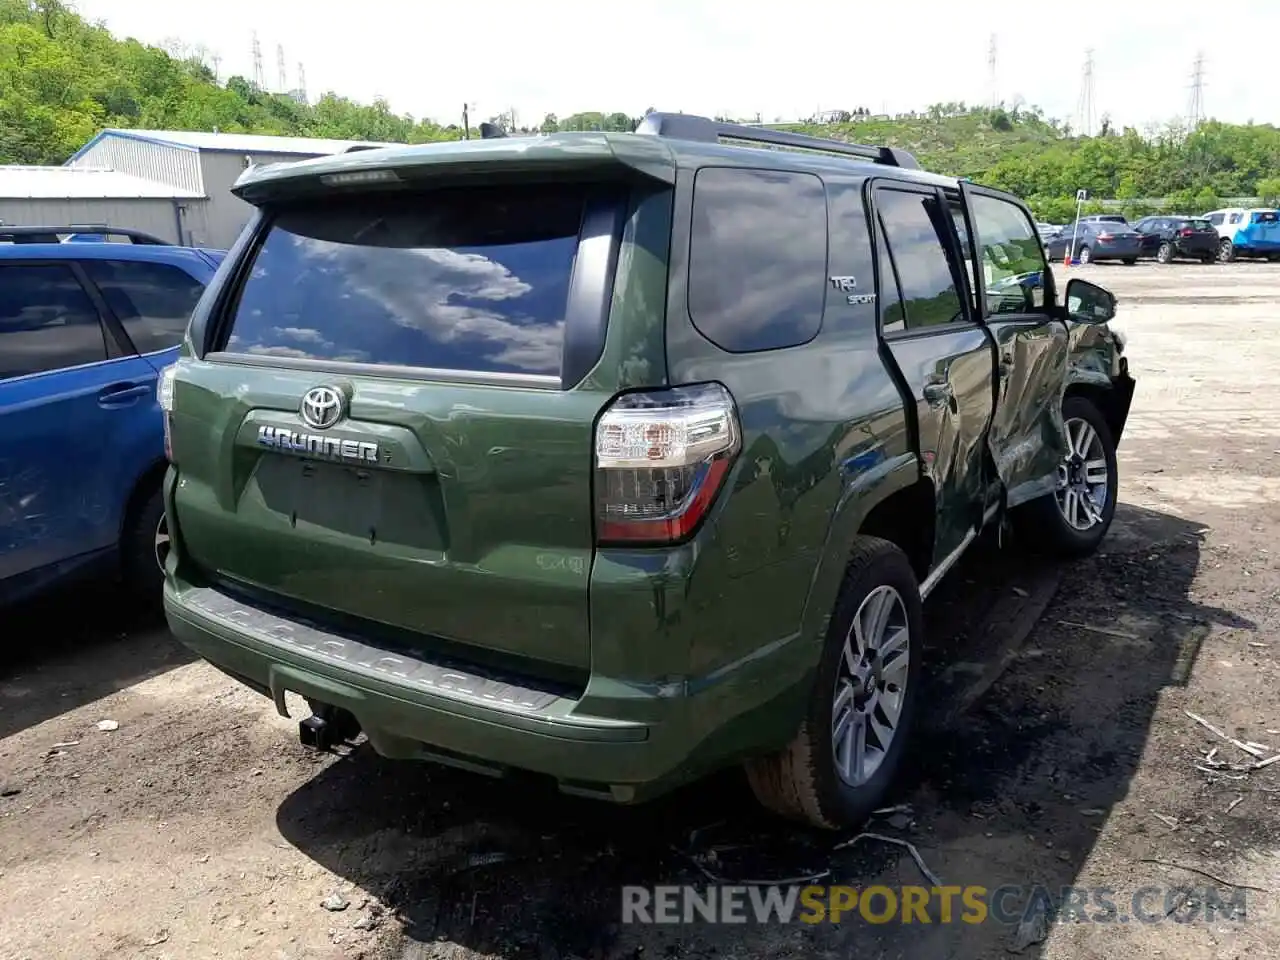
[157,364,176,462]
[1180,228,1194,237]
[594,382,741,545]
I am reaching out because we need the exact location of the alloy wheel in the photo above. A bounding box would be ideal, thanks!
[1055,417,1109,531]
[831,586,910,787]
[155,514,170,572]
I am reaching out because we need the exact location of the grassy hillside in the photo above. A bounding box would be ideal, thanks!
[2,0,1278,221]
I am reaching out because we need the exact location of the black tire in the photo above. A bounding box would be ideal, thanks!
[1156,242,1173,264]
[1077,245,1092,264]
[744,537,924,829]
[121,485,166,606]
[1122,258,1137,265]
[1218,238,1235,262]
[1202,255,1216,264]
[1017,395,1118,559]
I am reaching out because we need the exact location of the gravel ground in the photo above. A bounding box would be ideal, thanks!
[2,261,1279,960]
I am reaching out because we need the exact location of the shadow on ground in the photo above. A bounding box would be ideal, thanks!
[275,502,1250,959]
[0,582,192,740]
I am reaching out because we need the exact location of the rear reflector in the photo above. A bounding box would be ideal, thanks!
[594,382,741,544]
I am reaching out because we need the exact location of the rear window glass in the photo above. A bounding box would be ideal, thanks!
[1185,219,1212,230]
[688,167,828,352]
[224,186,586,376]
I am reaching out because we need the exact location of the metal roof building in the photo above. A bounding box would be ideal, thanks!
[0,165,205,245]
[64,129,395,248]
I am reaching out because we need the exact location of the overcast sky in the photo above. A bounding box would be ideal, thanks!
[74,0,1278,132]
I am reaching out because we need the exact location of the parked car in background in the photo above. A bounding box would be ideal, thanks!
[1043,220,1142,264]
[1202,208,1280,262]
[0,234,222,607]
[1076,214,1130,226]
[1132,215,1218,264]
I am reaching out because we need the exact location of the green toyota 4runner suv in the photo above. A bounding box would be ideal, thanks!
[159,113,1134,828]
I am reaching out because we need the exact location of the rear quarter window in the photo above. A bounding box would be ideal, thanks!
[82,259,205,353]
[222,185,587,377]
[687,167,828,352]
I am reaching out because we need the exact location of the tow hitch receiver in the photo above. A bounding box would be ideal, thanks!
[298,704,361,751]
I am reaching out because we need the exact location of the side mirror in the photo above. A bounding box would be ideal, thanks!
[1065,277,1117,323]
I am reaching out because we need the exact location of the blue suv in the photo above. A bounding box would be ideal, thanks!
[0,235,223,606]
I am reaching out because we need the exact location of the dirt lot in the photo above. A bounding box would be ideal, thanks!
[3,261,1280,960]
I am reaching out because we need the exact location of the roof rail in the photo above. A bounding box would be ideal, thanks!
[633,112,920,170]
[343,144,383,153]
[0,225,168,245]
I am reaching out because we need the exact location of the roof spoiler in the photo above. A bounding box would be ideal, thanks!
[634,112,920,169]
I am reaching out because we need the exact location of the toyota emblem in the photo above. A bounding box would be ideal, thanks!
[299,386,345,429]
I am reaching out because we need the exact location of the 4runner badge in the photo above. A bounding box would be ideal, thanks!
[256,425,381,464]
[828,275,877,306]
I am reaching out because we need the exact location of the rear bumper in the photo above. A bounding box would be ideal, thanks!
[164,576,805,800]
[1175,239,1218,257]
[1091,245,1141,260]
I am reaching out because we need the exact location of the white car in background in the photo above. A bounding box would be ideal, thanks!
[1201,207,1280,262]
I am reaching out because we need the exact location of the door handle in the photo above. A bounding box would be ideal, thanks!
[98,381,150,406]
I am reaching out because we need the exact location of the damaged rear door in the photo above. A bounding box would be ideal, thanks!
[960,184,1070,508]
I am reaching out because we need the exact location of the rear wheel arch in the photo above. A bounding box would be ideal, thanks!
[856,477,935,583]
[795,452,923,656]
[120,458,168,546]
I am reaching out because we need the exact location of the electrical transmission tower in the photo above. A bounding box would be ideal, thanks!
[211,53,221,83]
[276,44,288,94]
[250,32,265,90]
[1187,52,1206,130]
[988,34,998,109]
[1076,49,1096,137]
[296,62,308,104]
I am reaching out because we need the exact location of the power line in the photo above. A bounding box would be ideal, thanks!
[276,43,288,95]
[1187,51,1206,130]
[250,31,264,90]
[988,34,998,109]
[1076,48,1096,137]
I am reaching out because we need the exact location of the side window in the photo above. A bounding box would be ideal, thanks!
[82,259,205,354]
[949,200,980,313]
[875,188,965,331]
[876,215,908,334]
[0,264,108,381]
[1207,213,1224,226]
[968,193,1050,315]
[688,167,828,352]
[1228,212,1242,224]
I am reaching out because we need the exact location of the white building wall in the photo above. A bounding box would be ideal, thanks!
[0,197,191,243]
